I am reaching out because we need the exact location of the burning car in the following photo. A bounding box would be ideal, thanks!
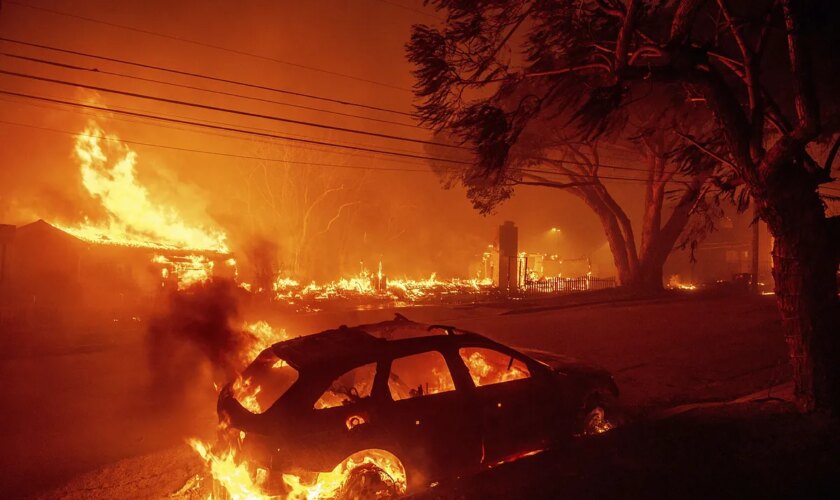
[216,314,618,497]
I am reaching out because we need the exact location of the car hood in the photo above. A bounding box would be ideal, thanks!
[518,348,613,379]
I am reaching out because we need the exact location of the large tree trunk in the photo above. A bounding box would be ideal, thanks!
[758,167,840,413]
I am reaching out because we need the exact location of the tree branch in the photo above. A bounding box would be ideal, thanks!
[782,0,820,136]
[676,131,737,169]
[615,0,640,70]
[670,0,708,45]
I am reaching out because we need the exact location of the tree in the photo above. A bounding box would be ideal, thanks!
[238,140,366,282]
[408,0,840,412]
[426,101,721,289]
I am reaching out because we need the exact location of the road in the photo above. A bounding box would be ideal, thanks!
[0,291,789,498]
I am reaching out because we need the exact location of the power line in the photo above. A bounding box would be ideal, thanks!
[0,88,470,164]
[0,39,705,178]
[0,58,429,157]
[0,93,438,164]
[0,51,424,130]
[1,63,693,180]
[0,106,672,185]
[1,90,699,186]
[1,113,678,188]
[0,68,454,149]
[0,119,436,174]
[4,0,412,92]
[0,37,414,117]
[4,91,685,188]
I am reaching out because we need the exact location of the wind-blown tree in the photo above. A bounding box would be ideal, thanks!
[426,97,722,290]
[408,0,840,412]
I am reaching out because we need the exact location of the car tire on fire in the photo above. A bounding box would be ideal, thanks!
[578,389,617,436]
[337,462,402,500]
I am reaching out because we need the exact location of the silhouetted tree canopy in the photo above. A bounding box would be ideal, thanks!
[409,0,840,412]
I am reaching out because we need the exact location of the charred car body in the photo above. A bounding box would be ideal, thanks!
[218,315,618,494]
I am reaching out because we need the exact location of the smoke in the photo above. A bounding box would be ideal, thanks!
[243,237,281,291]
[145,279,257,402]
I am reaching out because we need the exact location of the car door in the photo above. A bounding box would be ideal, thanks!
[457,346,556,464]
[298,361,389,470]
[378,349,482,486]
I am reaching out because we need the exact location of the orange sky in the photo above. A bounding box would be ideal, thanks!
[0,0,689,279]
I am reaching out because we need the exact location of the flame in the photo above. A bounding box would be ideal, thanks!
[230,376,264,414]
[667,275,697,291]
[463,350,529,386]
[229,321,291,414]
[55,123,228,253]
[581,407,615,435]
[153,254,215,289]
[282,449,406,500]
[272,266,493,303]
[190,435,406,500]
[190,439,266,500]
[242,320,289,364]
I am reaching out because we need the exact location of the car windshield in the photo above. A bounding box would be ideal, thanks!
[232,348,299,414]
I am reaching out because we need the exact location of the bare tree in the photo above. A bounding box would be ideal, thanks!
[241,140,366,281]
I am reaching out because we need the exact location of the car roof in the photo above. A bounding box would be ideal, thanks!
[269,314,492,371]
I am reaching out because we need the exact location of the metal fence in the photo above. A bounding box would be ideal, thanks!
[523,276,616,294]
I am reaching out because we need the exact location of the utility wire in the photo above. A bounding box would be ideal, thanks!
[0,93,697,188]
[0,40,699,175]
[0,114,681,187]
[0,88,470,164]
[0,94,437,163]
[0,66,690,178]
[0,37,414,117]
[0,51,424,130]
[0,89,699,185]
[4,0,412,92]
[0,68,455,149]
[0,119,435,173]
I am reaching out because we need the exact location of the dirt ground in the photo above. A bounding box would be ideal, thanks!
[1,290,808,498]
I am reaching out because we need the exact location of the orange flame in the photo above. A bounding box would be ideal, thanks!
[190,437,406,499]
[56,123,228,253]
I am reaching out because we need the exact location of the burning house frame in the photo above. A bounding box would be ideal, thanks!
[0,219,233,325]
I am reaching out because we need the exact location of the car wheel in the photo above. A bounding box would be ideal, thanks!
[333,449,407,500]
[578,390,616,436]
[337,462,402,500]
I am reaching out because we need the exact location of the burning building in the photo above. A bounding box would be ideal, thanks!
[0,219,233,325]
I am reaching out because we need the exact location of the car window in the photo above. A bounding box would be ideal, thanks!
[314,363,377,409]
[459,347,530,387]
[388,351,456,401]
[233,349,299,414]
